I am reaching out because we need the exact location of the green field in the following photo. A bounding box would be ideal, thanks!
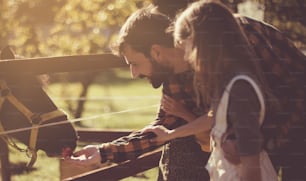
[8,69,161,181]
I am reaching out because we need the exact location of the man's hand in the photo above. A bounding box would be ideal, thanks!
[161,95,196,122]
[221,139,241,165]
[63,145,102,168]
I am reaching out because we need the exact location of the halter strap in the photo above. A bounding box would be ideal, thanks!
[0,80,66,167]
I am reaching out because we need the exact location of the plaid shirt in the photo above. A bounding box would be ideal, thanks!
[99,16,305,164]
[237,15,306,150]
[99,70,207,163]
[238,15,306,181]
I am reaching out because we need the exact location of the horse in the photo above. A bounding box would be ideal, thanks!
[0,47,78,181]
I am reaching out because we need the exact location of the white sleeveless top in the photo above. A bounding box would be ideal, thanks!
[206,75,278,181]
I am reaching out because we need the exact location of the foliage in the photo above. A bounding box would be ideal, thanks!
[0,0,10,47]
[48,0,149,55]
[1,0,305,56]
[261,0,306,48]
[0,0,65,57]
[0,0,150,57]
[213,0,306,48]
[220,0,244,12]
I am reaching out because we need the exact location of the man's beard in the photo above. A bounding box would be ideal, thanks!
[146,57,173,89]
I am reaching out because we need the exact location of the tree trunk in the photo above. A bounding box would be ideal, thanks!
[0,139,11,181]
[73,72,97,126]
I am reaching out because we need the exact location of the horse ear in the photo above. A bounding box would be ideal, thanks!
[1,46,16,60]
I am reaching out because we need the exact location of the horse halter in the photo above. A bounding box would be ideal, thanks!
[0,80,66,167]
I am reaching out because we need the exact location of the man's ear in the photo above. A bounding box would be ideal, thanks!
[150,44,162,61]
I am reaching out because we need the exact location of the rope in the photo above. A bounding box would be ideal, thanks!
[50,95,160,101]
[0,104,159,136]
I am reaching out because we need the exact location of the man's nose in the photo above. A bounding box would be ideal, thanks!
[130,65,139,78]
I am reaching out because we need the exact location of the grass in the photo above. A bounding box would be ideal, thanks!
[9,149,60,181]
[8,69,161,181]
[47,69,161,129]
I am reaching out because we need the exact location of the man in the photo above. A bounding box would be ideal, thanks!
[65,7,211,181]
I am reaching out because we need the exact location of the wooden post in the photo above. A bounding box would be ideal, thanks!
[0,139,10,181]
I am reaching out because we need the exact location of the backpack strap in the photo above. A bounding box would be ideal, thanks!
[213,75,265,138]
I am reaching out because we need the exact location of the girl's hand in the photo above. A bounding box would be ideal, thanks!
[221,139,241,165]
[142,125,174,144]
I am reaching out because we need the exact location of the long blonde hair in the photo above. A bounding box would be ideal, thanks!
[174,1,271,106]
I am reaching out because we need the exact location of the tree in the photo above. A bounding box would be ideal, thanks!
[219,0,305,48]
[0,0,66,57]
[46,0,150,123]
[220,0,244,13]
[261,0,306,48]
[0,0,150,125]
[0,0,10,47]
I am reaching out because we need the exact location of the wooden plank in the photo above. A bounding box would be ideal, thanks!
[63,150,161,181]
[60,129,134,180]
[76,128,132,143]
[0,53,128,74]
[61,129,133,180]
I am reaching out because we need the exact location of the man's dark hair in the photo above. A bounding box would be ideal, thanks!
[112,7,173,57]
[152,0,197,19]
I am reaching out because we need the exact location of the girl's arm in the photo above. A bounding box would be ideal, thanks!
[142,111,213,144]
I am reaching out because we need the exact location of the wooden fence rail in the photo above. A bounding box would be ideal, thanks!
[63,150,161,181]
[60,128,160,181]
[0,53,127,74]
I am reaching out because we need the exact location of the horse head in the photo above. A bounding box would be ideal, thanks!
[0,47,78,166]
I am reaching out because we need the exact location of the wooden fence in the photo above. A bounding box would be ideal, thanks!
[0,53,127,74]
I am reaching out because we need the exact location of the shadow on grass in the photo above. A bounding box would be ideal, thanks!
[9,161,37,175]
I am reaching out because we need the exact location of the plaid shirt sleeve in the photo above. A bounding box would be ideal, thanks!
[99,71,202,163]
[99,131,161,163]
